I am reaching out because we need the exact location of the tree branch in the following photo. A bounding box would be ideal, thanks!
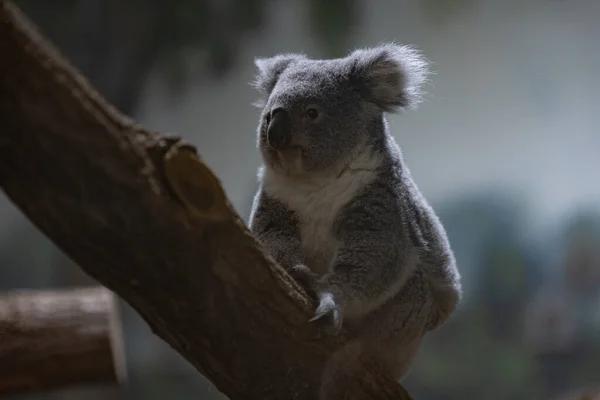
[0,1,413,398]
[0,287,125,396]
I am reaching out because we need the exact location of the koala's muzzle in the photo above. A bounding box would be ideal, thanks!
[267,108,291,150]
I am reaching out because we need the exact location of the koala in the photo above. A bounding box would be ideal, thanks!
[248,43,461,397]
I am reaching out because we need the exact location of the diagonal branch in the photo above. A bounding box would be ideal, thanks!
[0,1,413,399]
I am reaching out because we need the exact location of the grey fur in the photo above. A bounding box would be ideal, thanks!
[248,43,461,396]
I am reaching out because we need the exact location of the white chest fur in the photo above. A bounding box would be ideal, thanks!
[262,147,382,275]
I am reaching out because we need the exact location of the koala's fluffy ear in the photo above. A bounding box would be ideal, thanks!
[252,53,306,95]
[347,43,430,112]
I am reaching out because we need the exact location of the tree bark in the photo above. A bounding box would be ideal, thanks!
[0,287,125,396]
[0,1,413,399]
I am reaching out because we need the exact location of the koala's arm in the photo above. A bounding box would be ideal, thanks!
[248,188,304,271]
[324,190,415,321]
[411,199,461,330]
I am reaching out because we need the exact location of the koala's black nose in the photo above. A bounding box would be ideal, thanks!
[267,108,291,150]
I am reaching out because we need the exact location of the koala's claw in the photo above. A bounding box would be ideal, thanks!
[309,292,343,336]
[288,265,342,335]
[289,264,319,297]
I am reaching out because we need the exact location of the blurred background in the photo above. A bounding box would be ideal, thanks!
[2,0,599,399]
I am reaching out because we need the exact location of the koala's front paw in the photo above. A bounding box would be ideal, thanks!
[289,264,319,298]
[309,291,343,337]
[288,266,343,337]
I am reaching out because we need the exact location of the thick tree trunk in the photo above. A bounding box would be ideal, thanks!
[0,287,125,396]
[0,1,413,399]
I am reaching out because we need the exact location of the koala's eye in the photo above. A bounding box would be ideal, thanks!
[306,107,319,120]
[264,113,271,125]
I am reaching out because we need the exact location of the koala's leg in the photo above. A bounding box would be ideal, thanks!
[372,273,434,380]
[367,327,425,380]
[317,332,424,399]
[425,283,461,331]
[318,274,434,399]
[318,340,364,399]
[362,278,433,380]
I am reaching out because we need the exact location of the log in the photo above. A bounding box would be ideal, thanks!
[0,1,414,399]
[0,287,125,396]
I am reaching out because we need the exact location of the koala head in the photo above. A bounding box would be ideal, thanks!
[251,43,430,176]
